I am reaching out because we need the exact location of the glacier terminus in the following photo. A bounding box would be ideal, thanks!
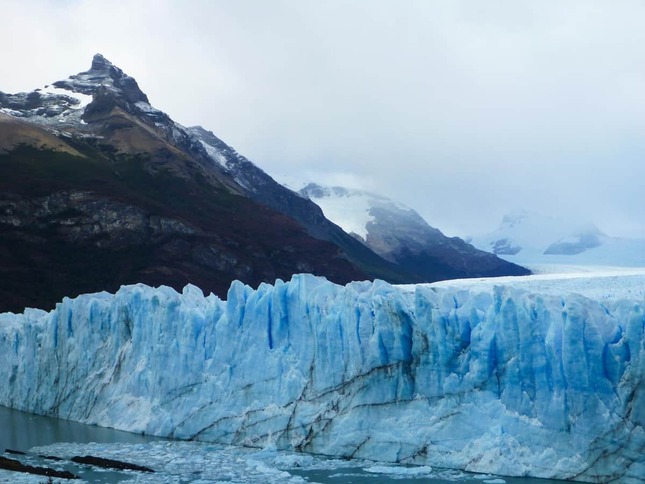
[0,272,643,483]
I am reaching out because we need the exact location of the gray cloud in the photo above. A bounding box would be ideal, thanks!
[2,0,644,237]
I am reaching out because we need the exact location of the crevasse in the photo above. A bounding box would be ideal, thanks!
[0,274,643,482]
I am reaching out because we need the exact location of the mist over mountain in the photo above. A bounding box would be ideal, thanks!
[469,210,645,268]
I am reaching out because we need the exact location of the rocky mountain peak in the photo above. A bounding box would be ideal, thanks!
[53,54,149,105]
[0,55,154,129]
[90,53,116,72]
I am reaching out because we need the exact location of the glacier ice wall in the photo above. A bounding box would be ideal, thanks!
[0,275,643,482]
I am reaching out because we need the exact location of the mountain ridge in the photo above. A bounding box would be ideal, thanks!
[0,55,383,311]
[0,54,529,311]
[300,183,530,281]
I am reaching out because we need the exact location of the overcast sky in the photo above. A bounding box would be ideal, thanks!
[2,0,644,238]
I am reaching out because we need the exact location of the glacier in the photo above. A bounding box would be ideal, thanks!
[0,273,643,483]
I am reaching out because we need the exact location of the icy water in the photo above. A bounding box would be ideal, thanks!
[0,406,568,483]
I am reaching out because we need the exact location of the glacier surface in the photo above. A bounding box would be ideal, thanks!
[0,273,644,482]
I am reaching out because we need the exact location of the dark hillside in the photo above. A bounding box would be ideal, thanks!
[0,143,365,312]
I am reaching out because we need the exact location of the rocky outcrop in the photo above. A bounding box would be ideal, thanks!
[0,191,196,248]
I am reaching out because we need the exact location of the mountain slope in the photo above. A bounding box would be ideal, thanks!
[0,140,369,313]
[300,184,530,281]
[0,55,385,312]
[185,126,412,282]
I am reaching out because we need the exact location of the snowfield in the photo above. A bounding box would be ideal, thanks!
[303,186,377,239]
[0,269,643,482]
[409,266,645,302]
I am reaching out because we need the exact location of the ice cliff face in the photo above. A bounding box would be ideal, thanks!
[1,274,643,482]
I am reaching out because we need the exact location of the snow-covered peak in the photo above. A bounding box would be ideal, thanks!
[497,210,593,240]
[302,183,357,199]
[302,183,413,209]
[294,183,533,284]
[0,54,154,130]
[470,211,645,268]
[474,211,602,253]
[52,53,149,104]
[300,183,376,239]
[90,53,115,71]
[0,55,275,198]
[299,183,421,241]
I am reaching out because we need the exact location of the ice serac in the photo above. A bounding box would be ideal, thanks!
[0,275,643,482]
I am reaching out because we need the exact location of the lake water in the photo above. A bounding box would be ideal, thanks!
[0,406,569,483]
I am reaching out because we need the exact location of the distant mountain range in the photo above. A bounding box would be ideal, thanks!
[468,210,645,268]
[299,183,529,281]
[0,54,528,312]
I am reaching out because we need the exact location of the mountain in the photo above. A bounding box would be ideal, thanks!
[299,183,530,281]
[184,127,408,281]
[0,54,418,312]
[1,273,643,482]
[469,210,645,268]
